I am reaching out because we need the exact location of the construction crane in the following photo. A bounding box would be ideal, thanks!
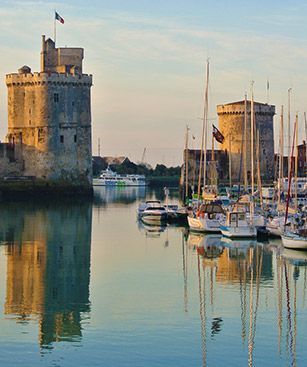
[141,147,146,164]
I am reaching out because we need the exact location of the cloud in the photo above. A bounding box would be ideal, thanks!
[0,4,306,164]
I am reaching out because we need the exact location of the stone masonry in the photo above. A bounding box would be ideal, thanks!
[5,36,93,188]
[217,101,275,183]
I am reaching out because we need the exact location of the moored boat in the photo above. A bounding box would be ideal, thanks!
[140,201,168,224]
[281,232,307,250]
[267,215,290,237]
[187,203,225,233]
[220,211,257,238]
[93,167,146,187]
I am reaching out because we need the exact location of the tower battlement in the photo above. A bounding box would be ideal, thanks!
[6,72,92,87]
[217,101,275,116]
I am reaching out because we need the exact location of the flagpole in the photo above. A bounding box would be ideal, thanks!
[54,10,56,45]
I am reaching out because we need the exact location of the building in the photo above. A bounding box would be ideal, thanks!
[4,35,93,192]
[180,149,228,191]
[217,101,275,183]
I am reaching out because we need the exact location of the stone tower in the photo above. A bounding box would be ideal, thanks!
[217,101,275,183]
[6,36,93,190]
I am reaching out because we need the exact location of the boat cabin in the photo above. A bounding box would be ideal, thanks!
[226,211,247,227]
[197,203,225,220]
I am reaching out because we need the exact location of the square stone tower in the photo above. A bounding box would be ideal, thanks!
[6,36,93,190]
[217,100,275,183]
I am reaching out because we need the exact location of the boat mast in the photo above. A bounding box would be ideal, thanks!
[184,124,189,200]
[287,88,292,179]
[295,113,298,211]
[203,60,210,190]
[251,81,255,196]
[256,130,263,209]
[278,106,284,206]
[197,62,209,202]
[284,120,297,226]
[229,134,232,189]
[244,93,248,190]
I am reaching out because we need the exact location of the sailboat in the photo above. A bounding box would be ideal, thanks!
[281,116,307,249]
[188,60,226,233]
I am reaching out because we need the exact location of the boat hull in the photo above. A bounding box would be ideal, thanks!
[220,225,257,238]
[281,234,307,250]
[141,211,167,224]
[93,179,146,187]
[187,216,222,233]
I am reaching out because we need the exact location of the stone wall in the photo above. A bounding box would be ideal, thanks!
[6,44,93,187]
[217,101,275,183]
[0,143,23,178]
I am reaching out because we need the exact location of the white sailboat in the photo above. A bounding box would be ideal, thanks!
[281,232,307,250]
[281,116,307,249]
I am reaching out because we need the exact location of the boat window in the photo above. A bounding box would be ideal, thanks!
[230,214,237,223]
[239,213,245,221]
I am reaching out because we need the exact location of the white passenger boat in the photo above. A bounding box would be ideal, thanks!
[93,168,146,187]
[187,203,225,233]
[220,211,257,238]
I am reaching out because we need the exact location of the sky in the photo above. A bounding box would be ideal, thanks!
[0,0,307,166]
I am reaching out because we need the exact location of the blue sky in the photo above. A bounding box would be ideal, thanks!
[0,0,307,166]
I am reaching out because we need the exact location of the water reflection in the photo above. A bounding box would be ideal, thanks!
[183,232,307,367]
[93,186,180,208]
[1,200,92,349]
[137,220,167,238]
[93,186,146,206]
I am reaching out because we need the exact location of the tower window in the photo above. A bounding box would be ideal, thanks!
[60,135,64,143]
[74,135,77,143]
[72,101,75,107]
[54,93,59,103]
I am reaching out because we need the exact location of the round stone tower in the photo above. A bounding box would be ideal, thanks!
[6,35,93,191]
[217,101,275,183]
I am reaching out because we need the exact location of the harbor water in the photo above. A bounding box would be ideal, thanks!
[0,187,306,366]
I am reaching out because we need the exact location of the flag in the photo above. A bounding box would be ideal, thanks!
[212,124,224,143]
[55,11,64,24]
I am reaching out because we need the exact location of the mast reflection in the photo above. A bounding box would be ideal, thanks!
[2,200,92,349]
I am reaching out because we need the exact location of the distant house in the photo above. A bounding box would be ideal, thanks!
[92,156,134,176]
[103,156,131,166]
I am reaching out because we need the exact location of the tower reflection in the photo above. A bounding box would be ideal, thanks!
[1,200,92,349]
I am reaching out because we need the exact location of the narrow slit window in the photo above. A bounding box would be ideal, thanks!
[60,135,64,143]
[54,93,59,103]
